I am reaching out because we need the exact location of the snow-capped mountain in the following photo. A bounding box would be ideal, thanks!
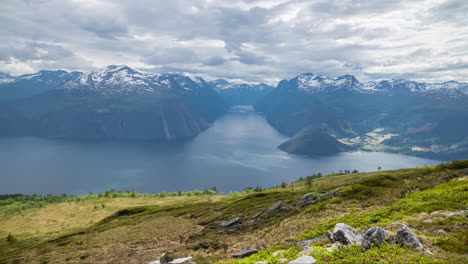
[207,79,272,92]
[290,73,468,96]
[61,65,207,95]
[207,79,274,105]
[0,70,81,101]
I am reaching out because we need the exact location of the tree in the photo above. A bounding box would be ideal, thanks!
[281,181,287,189]
[378,166,382,171]
[352,169,359,174]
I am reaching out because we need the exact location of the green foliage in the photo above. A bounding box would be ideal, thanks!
[313,244,440,263]
[298,180,468,241]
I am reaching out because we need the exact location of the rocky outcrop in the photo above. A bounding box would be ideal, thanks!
[288,255,317,264]
[267,201,283,214]
[296,187,344,207]
[332,223,363,246]
[396,224,431,253]
[296,235,327,247]
[220,217,243,228]
[232,248,259,258]
[362,227,388,250]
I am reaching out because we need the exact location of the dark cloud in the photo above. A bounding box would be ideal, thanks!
[0,0,467,83]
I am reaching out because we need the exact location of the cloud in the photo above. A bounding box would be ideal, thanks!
[0,0,467,84]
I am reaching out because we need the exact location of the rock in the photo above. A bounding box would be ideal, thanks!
[295,235,326,247]
[251,212,263,220]
[289,255,318,264]
[432,229,447,235]
[258,246,266,250]
[326,242,343,252]
[325,231,334,243]
[299,246,315,256]
[297,193,317,207]
[396,224,431,253]
[232,248,259,258]
[169,257,193,264]
[333,223,363,246]
[463,168,468,175]
[267,201,283,214]
[361,227,388,250]
[220,217,243,228]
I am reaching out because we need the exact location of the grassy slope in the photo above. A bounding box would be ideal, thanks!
[0,161,467,264]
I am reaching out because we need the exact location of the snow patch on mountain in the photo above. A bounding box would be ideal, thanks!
[293,73,468,96]
[62,65,207,95]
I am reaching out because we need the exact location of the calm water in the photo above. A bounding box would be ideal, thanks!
[0,106,440,195]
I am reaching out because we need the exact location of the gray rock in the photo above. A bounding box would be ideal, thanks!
[325,230,335,243]
[362,227,388,250]
[220,217,243,228]
[267,201,283,214]
[232,248,259,258]
[297,193,317,207]
[463,168,468,175]
[251,211,263,220]
[295,235,326,247]
[333,223,363,246]
[396,224,431,253]
[288,255,318,264]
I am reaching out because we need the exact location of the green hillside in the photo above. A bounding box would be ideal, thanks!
[1,160,467,264]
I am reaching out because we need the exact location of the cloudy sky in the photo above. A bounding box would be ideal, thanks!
[1,0,467,84]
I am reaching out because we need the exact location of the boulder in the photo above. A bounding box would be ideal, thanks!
[220,217,243,228]
[361,227,388,250]
[232,248,259,258]
[296,193,317,207]
[333,223,363,246]
[295,235,326,247]
[288,255,318,264]
[396,224,431,253]
[267,201,283,214]
[325,231,335,243]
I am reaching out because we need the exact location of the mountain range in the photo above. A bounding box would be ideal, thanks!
[0,66,467,159]
[255,73,468,159]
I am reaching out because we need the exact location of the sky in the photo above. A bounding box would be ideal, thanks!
[0,0,467,84]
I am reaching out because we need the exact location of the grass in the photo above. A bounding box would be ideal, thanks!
[0,160,467,264]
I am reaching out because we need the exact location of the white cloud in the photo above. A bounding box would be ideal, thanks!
[0,0,467,84]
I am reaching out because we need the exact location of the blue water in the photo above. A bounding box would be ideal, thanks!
[0,106,440,195]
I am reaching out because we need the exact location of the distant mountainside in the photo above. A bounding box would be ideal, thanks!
[0,65,227,140]
[207,79,274,105]
[0,70,81,101]
[255,73,468,160]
